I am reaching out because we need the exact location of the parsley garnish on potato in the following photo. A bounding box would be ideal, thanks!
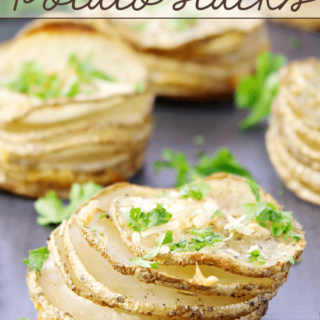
[6,53,117,100]
[34,182,103,226]
[244,250,266,265]
[125,203,172,232]
[130,230,173,269]
[179,180,210,200]
[235,52,287,130]
[244,180,301,241]
[22,247,50,276]
[153,147,253,187]
[169,228,224,252]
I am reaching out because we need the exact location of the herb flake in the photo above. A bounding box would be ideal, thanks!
[35,182,103,226]
[22,247,50,276]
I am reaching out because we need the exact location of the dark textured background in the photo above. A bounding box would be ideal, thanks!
[0,20,319,320]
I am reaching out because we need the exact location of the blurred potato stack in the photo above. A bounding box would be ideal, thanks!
[267,59,320,205]
[0,19,154,198]
[104,18,270,99]
[26,174,306,320]
[268,0,320,31]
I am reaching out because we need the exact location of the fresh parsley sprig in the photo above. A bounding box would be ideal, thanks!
[244,250,266,265]
[22,247,50,276]
[168,227,224,252]
[125,203,172,232]
[34,182,103,226]
[154,147,253,187]
[235,51,287,130]
[244,180,301,241]
[130,230,173,269]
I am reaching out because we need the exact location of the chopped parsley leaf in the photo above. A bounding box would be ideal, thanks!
[130,230,173,269]
[7,61,62,100]
[284,256,295,265]
[189,210,197,221]
[153,147,253,187]
[244,182,301,241]
[85,227,97,232]
[244,250,265,265]
[100,213,108,219]
[126,203,172,232]
[135,82,146,93]
[22,247,50,277]
[211,210,224,219]
[246,179,260,202]
[35,182,102,226]
[179,180,210,200]
[235,52,287,130]
[6,53,117,101]
[129,257,159,269]
[168,227,224,252]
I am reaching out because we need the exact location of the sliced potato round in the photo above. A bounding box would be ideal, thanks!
[100,174,305,278]
[266,122,320,206]
[0,154,145,199]
[26,256,269,320]
[78,199,288,296]
[266,58,320,205]
[0,93,154,143]
[0,19,147,125]
[61,215,277,319]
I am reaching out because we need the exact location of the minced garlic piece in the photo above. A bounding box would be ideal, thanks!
[191,263,219,286]
[132,232,141,244]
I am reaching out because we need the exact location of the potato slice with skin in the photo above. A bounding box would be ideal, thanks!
[0,19,147,125]
[62,215,277,319]
[77,204,288,297]
[76,173,305,278]
[26,256,269,320]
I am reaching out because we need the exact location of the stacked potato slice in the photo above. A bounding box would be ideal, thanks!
[266,59,320,205]
[26,173,306,319]
[0,19,154,198]
[102,18,270,99]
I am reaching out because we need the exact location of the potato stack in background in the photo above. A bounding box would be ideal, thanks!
[267,59,320,206]
[26,174,306,320]
[103,19,270,99]
[0,19,154,198]
[268,1,320,31]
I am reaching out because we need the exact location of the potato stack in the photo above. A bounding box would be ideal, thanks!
[104,18,270,99]
[266,59,320,206]
[26,174,306,320]
[0,19,154,198]
[268,1,320,31]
